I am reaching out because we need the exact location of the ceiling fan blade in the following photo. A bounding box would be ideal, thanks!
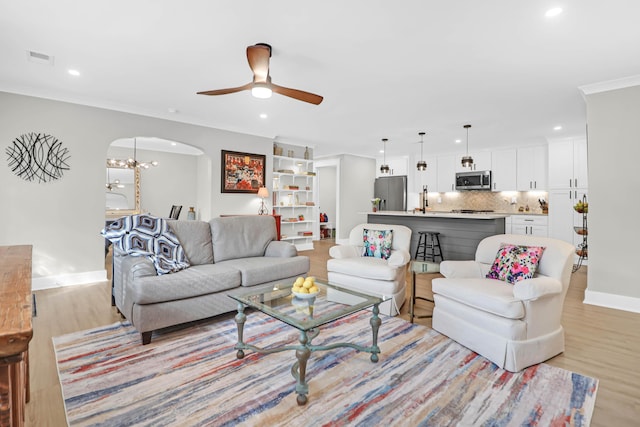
[246,44,271,83]
[197,83,252,96]
[271,83,324,105]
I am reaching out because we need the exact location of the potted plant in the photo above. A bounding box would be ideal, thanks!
[371,198,381,212]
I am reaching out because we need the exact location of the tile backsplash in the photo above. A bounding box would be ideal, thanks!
[410,191,549,214]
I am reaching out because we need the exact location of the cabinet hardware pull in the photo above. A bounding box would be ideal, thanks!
[569,179,572,187]
[534,181,537,189]
[575,178,578,187]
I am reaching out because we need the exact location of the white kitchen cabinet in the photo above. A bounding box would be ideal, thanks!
[414,155,438,193]
[517,145,548,191]
[548,139,588,189]
[548,188,588,249]
[436,155,457,192]
[273,154,316,251]
[491,149,517,191]
[510,215,548,236]
[456,151,492,172]
[376,156,408,177]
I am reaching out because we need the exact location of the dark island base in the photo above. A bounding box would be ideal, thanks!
[367,214,506,261]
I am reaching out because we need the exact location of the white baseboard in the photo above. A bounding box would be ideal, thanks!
[583,289,640,314]
[32,270,108,291]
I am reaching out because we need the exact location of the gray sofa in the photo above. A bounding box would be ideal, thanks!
[113,215,310,344]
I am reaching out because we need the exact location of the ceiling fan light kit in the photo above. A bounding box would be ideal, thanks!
[417,131,427,171]
[198,43,323,105]
[461,124,474,168]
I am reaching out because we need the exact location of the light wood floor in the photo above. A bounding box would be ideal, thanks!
[26,239,640,426]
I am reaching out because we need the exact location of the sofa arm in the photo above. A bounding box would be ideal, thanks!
[329,245,361,259]
[513,276,563,301]
[265,240,298,258]
[388,249,411,268]
[439,260,483,278]
[122,256,157,280]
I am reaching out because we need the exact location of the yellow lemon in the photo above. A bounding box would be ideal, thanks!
[303,280,313,289]
[295,277,304,286]
[309,286,318,294]
[298,287,309,294]
[306,276,315,283]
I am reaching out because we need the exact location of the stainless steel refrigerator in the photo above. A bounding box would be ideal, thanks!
[374,176,407,211]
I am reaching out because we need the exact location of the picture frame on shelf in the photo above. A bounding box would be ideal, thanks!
[221,150,266,193]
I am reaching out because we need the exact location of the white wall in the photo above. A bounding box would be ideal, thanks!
[317,166,337,225]
[337,154,376,240]
[583,84,640,311]
[0,92,272,288]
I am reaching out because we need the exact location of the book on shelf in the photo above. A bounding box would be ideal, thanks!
[297,231,313,236]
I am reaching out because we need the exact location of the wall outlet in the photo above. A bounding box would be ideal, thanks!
[437,197,442,204]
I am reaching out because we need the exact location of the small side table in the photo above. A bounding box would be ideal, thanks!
[410,260,440,323]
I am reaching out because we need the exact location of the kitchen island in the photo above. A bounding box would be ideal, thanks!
[367,211,508,260]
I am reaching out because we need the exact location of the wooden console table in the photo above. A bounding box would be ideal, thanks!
[0,245,33,427]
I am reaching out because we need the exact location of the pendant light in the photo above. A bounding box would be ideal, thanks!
[416,131,427,171]
[380,138,390,174]
[461,124,474,168]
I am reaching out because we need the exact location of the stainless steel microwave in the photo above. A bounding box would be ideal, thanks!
[455,170,492,191]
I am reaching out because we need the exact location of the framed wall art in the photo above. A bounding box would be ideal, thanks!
[221,150,266,193]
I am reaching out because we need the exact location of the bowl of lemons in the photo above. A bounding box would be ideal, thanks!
[291,276,319,299]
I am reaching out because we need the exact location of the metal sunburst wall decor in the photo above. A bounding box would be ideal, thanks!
[6,132,71,183]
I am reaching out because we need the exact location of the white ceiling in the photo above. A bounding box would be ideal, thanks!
[2,1,640,160]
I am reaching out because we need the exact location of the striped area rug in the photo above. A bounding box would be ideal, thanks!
[53,311,598,426]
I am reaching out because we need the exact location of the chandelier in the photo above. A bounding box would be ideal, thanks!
[105,168,124,191]
[106,138,158,169]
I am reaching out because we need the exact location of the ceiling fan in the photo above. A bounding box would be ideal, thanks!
[197,43,323,105]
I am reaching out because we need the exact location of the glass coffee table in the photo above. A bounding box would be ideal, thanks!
[228,281,383,405]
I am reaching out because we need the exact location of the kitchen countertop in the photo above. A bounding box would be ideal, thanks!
[367,210,511,220]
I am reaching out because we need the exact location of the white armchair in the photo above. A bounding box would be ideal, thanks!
[431,234,575,372]
[327,223,412,316]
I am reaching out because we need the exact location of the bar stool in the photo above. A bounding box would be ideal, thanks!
[414,231,444,261]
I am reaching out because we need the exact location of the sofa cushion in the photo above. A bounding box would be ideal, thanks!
[432,277,525,319]
[218,256,309,287]
[210,216,277,263]
[327,257,398,281]
[486,244,545,284]
[362,228,393,260]
[167,220,214,265]
[130,264,241,304]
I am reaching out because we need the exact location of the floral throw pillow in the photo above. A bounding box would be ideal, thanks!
[486,243,545,284]
[362,229,393,260]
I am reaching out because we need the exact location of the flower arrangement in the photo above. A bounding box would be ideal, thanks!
[371,198,381,211]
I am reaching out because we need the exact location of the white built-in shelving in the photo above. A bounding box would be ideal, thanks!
[272,149,316,251]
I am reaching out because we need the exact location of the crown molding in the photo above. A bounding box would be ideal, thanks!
[579,74,640,97]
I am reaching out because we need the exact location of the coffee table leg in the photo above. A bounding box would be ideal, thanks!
[293,330,311,405]
[234,303,246,359]
[370,304,381,363]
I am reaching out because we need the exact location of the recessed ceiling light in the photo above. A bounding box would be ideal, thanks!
[67,69,80,76]
[553,125,563,131]
[545,7,563,17]
[379,149,384,153]
[167,108,178,113]
[171,142,177,146]
[455,139,462,144]
[259,113,268,119]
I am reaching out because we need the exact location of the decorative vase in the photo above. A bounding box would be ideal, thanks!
[372,206,377,212]
[187,207,196,220]
[304,146,310,160]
